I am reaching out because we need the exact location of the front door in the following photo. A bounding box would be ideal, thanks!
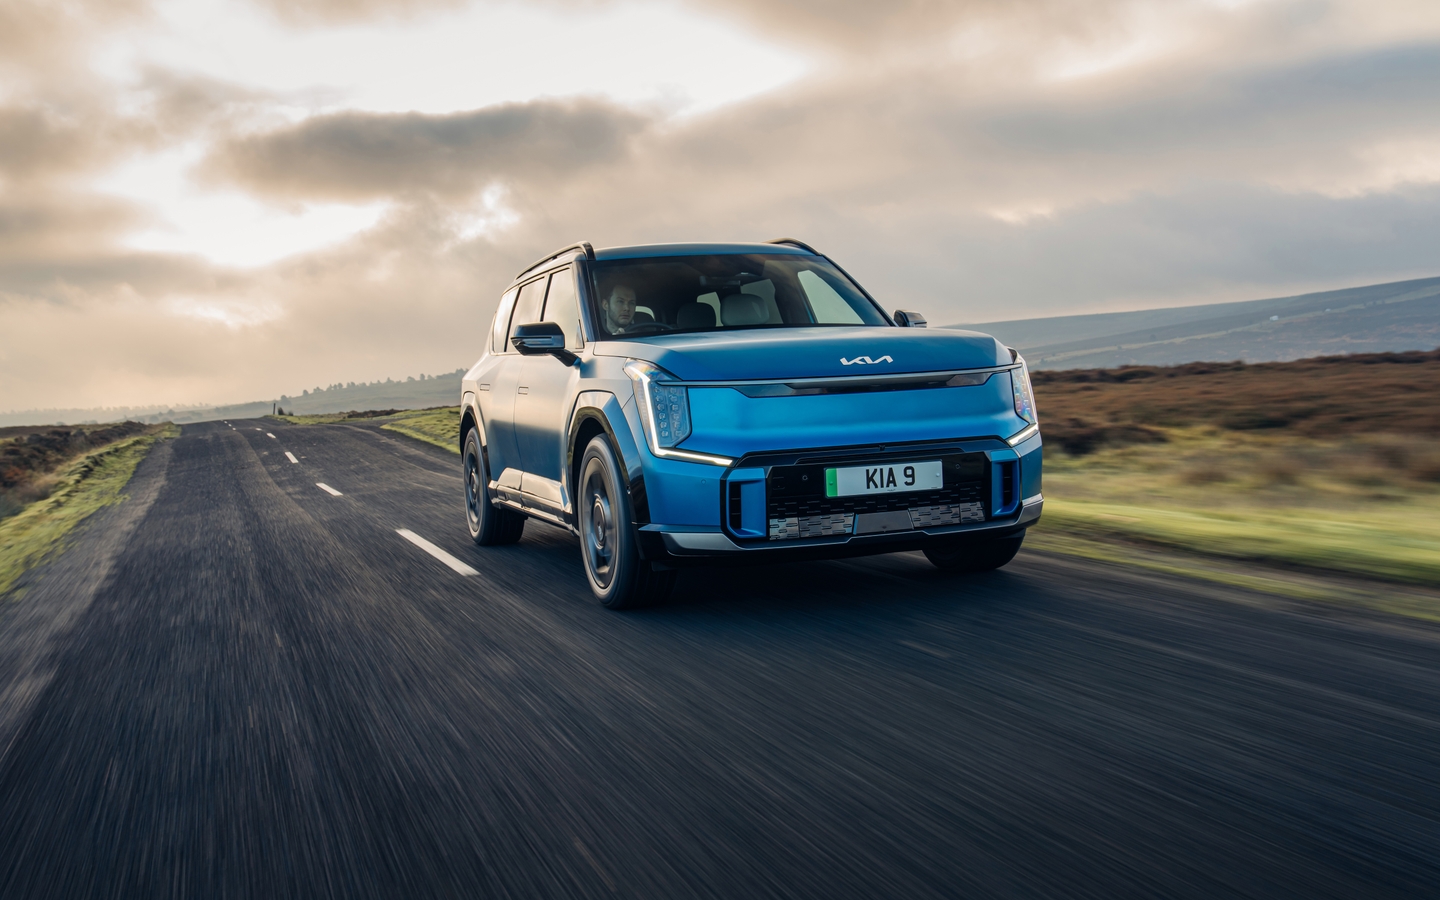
[488,275,547,485]
[513,267,582,513]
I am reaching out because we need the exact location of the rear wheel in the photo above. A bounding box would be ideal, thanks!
[578,435,675,609]
[923,533,1024,572]
[465,428,524,546]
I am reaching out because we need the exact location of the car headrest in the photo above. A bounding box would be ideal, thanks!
[721,294,766,326]
[676,302,717,329]
[632,309,655,324]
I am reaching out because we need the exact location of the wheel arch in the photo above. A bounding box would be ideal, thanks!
[568,393,650,526]
[460,398,492,481]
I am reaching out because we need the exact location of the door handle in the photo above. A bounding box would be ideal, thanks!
[517,386,529,394]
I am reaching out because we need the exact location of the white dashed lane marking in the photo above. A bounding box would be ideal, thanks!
[396,529,479,576]
[267,433,276,439]
[285,452,298,464]
[316,483,343,496]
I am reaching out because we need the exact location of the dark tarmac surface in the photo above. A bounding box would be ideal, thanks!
[1,418,1437,898]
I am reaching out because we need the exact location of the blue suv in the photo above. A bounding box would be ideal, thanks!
[461,240,1043,608]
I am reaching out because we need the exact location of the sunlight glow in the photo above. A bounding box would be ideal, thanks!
[97,145,386,267]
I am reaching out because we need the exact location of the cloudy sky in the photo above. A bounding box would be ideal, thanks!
[3,0,1439,411]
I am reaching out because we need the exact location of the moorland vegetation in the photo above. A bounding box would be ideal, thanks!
[1034,350,1440,593]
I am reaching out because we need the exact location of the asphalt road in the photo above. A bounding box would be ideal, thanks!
[1,419,1437,899]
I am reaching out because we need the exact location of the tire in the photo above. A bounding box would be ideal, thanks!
[577,435,675,609]
[923,533,1025,572]
[464,428,525,546]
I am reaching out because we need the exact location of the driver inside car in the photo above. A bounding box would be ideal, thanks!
[601,283,639,334]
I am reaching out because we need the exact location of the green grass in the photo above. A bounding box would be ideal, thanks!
[271,407,461,454]
[0,425,177,598]
[381,407,461,454]
[268,411,364,425]
[1033,427,1440,587]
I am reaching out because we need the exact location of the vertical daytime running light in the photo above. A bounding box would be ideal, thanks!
[1011,361,1038,424]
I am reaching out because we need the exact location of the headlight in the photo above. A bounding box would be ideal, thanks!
[624,360,733,466]
[1005,358,1040,447]
[1011,359,1038,425]
[624,360,690,447]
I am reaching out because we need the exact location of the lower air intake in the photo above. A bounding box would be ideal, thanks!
[908,503,985,528]
[769,513,855,540]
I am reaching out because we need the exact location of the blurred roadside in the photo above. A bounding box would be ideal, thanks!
[270,406,461,454]
[1031,350,1440,609]
[0,423,177,597]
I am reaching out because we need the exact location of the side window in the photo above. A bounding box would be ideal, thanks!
[541,268,581,349]
[491,287,518,353]
[505,277,547,349]
[798,269,863,324]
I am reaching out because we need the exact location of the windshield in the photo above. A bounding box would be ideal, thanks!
[587,253,888,338]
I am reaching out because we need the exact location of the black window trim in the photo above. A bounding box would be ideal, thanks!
[580,252,890,338]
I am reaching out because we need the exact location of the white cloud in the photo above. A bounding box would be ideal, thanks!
[168,295,284,329]
[97,0,810,117]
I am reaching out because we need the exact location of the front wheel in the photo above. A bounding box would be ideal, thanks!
[923,533,1024,572]
[578,435,675,609]
[465,428,525,546]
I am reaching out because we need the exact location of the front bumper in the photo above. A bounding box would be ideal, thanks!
[644,493,1042,563]
[650,492,1036,555]
[627,404,1044,563]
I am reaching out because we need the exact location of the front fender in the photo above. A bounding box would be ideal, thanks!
[568,390,650,525]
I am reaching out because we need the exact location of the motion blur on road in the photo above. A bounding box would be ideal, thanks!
[1,419,1437,898]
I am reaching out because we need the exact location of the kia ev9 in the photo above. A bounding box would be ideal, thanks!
[460,240,1043,608]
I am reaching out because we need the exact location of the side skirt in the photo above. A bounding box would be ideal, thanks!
[492,495,577,535]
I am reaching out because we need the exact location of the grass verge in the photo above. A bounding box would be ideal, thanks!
[271,407,460,454]
[1036,497,1439,585]
[0,424,178,598]
[380,407,460,454]
[1024,531,1440,622]
[1031,425,1440,608]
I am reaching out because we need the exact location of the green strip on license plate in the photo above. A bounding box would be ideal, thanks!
[825,468,838,497]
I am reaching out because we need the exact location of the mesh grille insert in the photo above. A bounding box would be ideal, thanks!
[762,452,989,537]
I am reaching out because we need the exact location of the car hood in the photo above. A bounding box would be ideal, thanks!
[591,327,1010,381]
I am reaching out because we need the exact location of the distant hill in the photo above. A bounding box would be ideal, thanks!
[0,369,466,428]
[953,276,1440,369]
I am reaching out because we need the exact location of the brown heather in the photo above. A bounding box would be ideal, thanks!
[1032,349,1440,455]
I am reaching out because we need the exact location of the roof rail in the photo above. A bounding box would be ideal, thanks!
[514,241,595,280]
[766,237,820,255]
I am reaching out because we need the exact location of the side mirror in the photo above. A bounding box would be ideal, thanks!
[893,310,928,328]
[511,322,577,365]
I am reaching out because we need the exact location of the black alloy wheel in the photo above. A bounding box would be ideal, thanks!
[578,435,675,609]
[464,428,525,546]
[923,533,1025,572]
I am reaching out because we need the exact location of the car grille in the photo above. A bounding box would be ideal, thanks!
[758,452,989,541]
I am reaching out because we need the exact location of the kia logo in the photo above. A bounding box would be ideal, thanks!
[840,355,893,366]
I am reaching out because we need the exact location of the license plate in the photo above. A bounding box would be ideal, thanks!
[825,460,943,497]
